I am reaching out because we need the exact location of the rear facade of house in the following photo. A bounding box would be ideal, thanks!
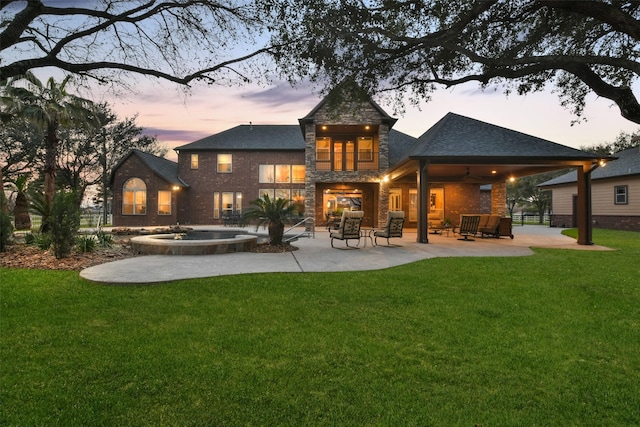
[110,91,501,229]
[114,85,608,237]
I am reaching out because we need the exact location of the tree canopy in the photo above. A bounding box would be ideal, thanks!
[272,0,640,124]
[0,0,282,87]
[3,0,639,126]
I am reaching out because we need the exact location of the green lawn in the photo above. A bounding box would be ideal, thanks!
[2,229,639,426]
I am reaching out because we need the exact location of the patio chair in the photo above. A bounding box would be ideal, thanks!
[457,215,481,241]
[329,210,364,248]
[374,211,405,246]
[479,215,501,238]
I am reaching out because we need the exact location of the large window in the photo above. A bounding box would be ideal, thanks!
[123,178,146,215]
[615,185,628,205]
[276,189,291,200]
[158,190,171,215]
[259,189,275,200]
[261,164,305,183]
[217,154,232,173]
[292,165,306,183]
[222,192,234,215]
[276,165,290,183]
[259,165,275,183]
[214,192,242,219]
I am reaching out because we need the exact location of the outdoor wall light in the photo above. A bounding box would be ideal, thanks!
[491,170,497,174]
[172,185,181,191]
[509,176,516,182]
[599,159,607,167]
[382,175,389,183]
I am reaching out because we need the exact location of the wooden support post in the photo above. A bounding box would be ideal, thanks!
[576,162,594,245]
[417,159,429,243]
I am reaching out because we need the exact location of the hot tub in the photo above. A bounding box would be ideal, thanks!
[130,230,258,255]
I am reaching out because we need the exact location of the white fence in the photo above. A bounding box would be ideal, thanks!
[510,213,551,225]
[15,213,112,231]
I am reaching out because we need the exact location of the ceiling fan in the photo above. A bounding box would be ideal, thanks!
[461,167,483,180]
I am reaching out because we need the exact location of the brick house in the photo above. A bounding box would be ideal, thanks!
[538,147,640,232]
[111,87,606,244]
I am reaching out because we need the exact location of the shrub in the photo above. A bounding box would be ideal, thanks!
[0,210,13,252]
[24,232,52,250]
[96,229,113,247]
[76,235,96,253]
[24,232,35,245]
[49,191,80,259]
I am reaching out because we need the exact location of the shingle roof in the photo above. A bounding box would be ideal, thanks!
[298,81,398,128]
[389,130,418,167]
[539,147,640,186]
[176,125,305,151]
[408,112,600,160]
[111,149,188,188]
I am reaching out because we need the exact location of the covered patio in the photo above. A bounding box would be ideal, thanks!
[386,113,614,245]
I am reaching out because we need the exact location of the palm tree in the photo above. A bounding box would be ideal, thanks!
[242,194,296,246]
[0,72,97,228]
[7,174,31,230]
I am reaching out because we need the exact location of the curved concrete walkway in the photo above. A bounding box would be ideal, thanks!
[80,225,612,284]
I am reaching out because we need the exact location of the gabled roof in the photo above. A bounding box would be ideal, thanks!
[176,125,304,151]
[298,82,397,128]
[539,147,640,187]
[110,149,188,188]
[408,112,600,160]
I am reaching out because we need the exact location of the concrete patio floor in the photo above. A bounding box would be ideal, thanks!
[80,225,612,284]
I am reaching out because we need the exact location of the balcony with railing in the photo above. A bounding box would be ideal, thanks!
[315,152,379,171]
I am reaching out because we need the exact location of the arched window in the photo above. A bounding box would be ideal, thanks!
[123,178,146,215]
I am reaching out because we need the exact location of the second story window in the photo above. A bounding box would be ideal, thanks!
[358,137,373,161]
[191,154,199,169]
[217,154,232,173]
[259,165,274,183]
[316,137,331,161]
[315,136,378,171]
[292,165,306,183]
[276,165,290,183]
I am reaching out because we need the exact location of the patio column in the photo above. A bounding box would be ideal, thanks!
[417,159,429,243]
[576,162,593,245]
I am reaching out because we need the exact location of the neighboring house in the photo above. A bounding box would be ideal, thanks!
[538,147,640,232]
[111,86,605,244]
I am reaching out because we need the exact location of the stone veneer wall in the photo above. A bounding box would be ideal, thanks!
[304,101,391,228]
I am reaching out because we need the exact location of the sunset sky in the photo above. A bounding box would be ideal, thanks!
[100,78,639,162]
[4,2,637,162]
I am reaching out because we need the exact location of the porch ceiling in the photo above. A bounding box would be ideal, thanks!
[388,158,597,184]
